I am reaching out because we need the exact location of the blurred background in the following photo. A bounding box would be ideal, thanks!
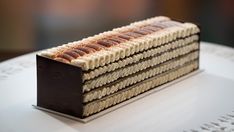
[0,0,234,61]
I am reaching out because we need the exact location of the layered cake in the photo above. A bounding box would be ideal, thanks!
[36,16,200,119]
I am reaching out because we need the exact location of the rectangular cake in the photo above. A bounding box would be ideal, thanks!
[36,16,200,119]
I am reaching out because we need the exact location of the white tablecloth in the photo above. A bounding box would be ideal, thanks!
[0,42,234,132]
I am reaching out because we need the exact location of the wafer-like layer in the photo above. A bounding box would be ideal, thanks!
[83,41,199,92]
[39,16,199,71]
[83,51,198,103]
[83,61,198,116]
[83,35,199,81]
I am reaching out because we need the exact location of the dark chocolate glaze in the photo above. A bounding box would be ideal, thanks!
[97,39,119,47]
[72,49,86,56]
[37,55,85,118]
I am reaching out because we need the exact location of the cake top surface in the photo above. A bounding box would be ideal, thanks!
[38,16,199,71]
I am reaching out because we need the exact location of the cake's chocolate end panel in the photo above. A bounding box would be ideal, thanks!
[36,55,84,118]
[197,24,201,70]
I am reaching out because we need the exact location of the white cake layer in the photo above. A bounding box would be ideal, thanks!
[83,61,198,116]
[83,41,199,92]
[83,51,198,103]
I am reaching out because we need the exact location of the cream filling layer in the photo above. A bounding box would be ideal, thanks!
[83,61,198,117]
[83,51,198,103]
[83,35,199,81]
[83,41,199,92]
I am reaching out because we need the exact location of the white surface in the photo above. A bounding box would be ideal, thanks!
[0,42,234,132]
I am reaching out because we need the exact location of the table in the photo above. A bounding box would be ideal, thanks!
[1,42,234,132]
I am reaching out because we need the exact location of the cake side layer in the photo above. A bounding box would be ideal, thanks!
[83,41,199,92]
[83,51,198,103]
[83,61,198,117]
[82,35,198,89]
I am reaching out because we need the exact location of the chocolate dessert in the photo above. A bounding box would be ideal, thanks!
[36,16,200,119]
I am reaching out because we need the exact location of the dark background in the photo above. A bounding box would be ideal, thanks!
[0,0,234,61]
